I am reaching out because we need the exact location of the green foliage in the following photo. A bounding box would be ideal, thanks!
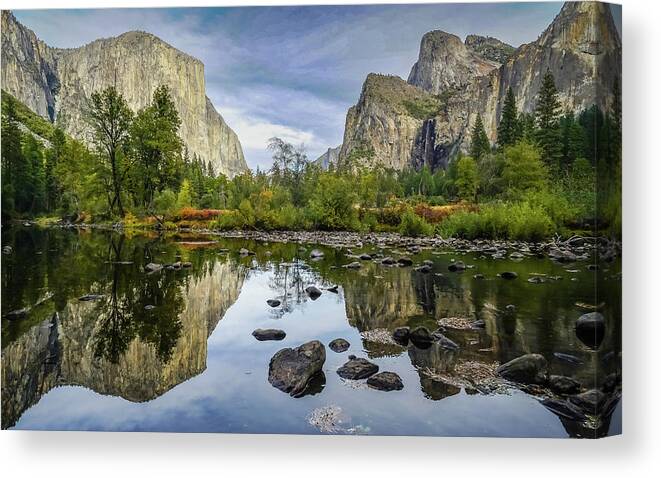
[1,89,56,140]
[176,179,193,209]
[438,202,553,241]
[455,156,479,202]
[307,173,360,230]
[501,141,548,196]
[398,207,434,237]
[403,96,442,120]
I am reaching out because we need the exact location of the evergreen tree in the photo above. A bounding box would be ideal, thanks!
[1,95,23,215]
[534,70,563,168]
[470,115,490,159]
[559,112,585,170]
[455,156,479,202]
[497,87,520,148]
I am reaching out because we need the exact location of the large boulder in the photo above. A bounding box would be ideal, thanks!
[575,312,606,348]
[144,262,162,273]
[569,389,606,415]
[447,261,465,272]
[337,357,379,380]
[392,326,410,344]
[367,372,404,391]
[268,341,326,397]
[496,353,548,384]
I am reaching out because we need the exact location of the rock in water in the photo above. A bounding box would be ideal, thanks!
[266,299,281,307]
[144,263,162,273]
[268,341,326,397]
[575,312,606,348]
[569,389,606,415]
[367,372,404,391]
[431,331,460,351]
[328,338,350,353]
[499,271,518,280]
[310,249,324,259]
[448,261,465,272]
[397,257,413,266]
[343,261,362,269]
[392,326,410,344]
[496,354,548,384]
[253,329,286,341]
[548,375,582,395]
[305,285,322,300]
[78,294,104,301]
[541,398,587,422]
[337,358,379,380]
[409,326,433,346]
[415,264,432,273]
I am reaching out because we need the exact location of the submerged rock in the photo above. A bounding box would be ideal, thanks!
[448,261,465,272]
[432,331,460,350]
[144,263,162,273]
[3,308,28,320]
[392,326,410,344]
[575,312,606,349]
[268,340,326,397]
[367,372,404,391]
[253,328,286,341]
[548,375,582,395]
[499,271,518,280]
[78,294,104,301]
[496,354,547,384]
[569,389,606,415]
[310,249,325,259]
[397,257,413,266]
[343,261,362,269]
[326,285,339,293]
[305,285,323,300]
[415,264,432,273]
[329,338,350,353]
[337,357,379,380]
[541,398,587,422]
[381,257,396,265]
[266,299,281,307]
[359,253,372,260]
[409,326,433,346]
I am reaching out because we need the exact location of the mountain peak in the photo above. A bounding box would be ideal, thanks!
[408,29,499,94]
[538,1,621,54]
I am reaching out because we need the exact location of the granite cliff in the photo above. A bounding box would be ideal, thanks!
[339,2,621,171]
[1,11,247,178]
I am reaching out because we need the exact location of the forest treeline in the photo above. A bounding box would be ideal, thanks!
[0,71,621,241]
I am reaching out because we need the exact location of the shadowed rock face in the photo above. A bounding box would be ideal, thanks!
[313,146,341,171]
[0,11,247,178]
[339,2,621,171]
[1,260,246,428]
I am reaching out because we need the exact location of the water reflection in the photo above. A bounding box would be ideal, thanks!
[2,228,621,437]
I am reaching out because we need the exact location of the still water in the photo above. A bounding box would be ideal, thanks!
[1,227,621,437]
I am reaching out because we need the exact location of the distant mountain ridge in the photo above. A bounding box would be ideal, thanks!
[1,11,247,178]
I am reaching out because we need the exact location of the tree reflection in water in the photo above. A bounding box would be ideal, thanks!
[92,234,183,364]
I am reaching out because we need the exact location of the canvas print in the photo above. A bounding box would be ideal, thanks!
[1,2,621,438]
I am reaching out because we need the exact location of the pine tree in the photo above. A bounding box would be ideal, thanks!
[1,95,23,215]
[497,87,519,148]
[534,70,563,168]
[470,115,490,159]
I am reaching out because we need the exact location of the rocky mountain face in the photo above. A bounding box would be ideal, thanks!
[313,145,341,170]
[464,35,515,64]
[1,11,247,178]
[339,2,621,171]
[408,30,500,94]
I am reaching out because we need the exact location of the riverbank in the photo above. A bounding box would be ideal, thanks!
[11,219,621,264]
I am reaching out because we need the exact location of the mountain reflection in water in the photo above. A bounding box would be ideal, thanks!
[2,228,621,437]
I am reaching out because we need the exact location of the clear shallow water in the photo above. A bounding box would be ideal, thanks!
[1,227,621,436]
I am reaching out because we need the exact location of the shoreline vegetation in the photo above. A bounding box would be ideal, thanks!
[2,70,621,243]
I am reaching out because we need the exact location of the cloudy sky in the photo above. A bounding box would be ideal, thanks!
[13,2,620,170]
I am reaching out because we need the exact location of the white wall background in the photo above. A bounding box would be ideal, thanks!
[1,0,658,476]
